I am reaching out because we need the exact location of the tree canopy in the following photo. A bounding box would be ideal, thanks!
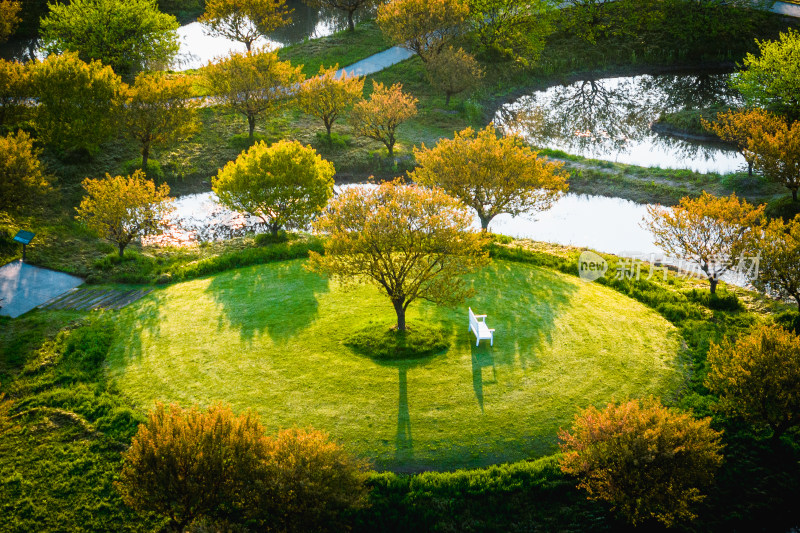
[466,0,555,65]
[0,59,29,131]
[746,114,800,202]
[424,46,483,106]
[349,81,417,158]
[559,397,724,527]
[123,72,200,172]
[308,180,489,331]
[199,0,291,51]
[204,49,304,140]
[749,215,800,309]
[75,170,174,257]
[644,192,764,293]
[40,0,180,78]
[377,0,468,62]
[707,324,800,441]
[409,125,567,230]
[212,140,335,235]
[0,0,21,43]
[30,52,124,156]
[302,0,379,32]
[703,107,783,177]
[297,65,364,138]
[0,130,52,211]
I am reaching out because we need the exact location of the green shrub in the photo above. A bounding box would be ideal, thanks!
[685,289,744,312]
[775,311,800,335]
[765,196,800,222]
[345,321,449,360]
[254,230,290,246]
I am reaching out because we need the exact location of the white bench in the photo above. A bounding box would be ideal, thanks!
[468,307,495,346]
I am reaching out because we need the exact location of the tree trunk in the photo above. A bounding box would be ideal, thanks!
[118,242,126,259]
[325,120,332,139]
[248,114,256,141]
[386,142,394,160]
[709,277,718,294]
[747,160,753,177]
[347,10,355,32]
[245,39,253,52]
[392,299,407,331]
[479,215,491,232]
[141,144,150,172]
[445,92,451,106]
[270,221,280,237]
[793,188,798,202]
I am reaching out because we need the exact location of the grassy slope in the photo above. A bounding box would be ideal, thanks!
[107,259,682,472]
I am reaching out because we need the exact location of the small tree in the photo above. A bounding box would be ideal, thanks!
[199,0,291,52]
[0,59,30,130]
[559,398,724,527]
[308,180,490,331]
[213,140,335,236]
[40,0,180,79]
[707,324,800,441]
[302,0,379,32]
[730,28,800,121]
[410,125,568,230]
[702,108,782,177]
[123,72,200,172]
[0,0,21,43]
[466,0,555,65]
[377,0,468,62]
[30,52,123,156]
[205,49,304,140]
[253,428,370,533]
[349,81,417,159]
[747,116,800,202]
[424,46,483,106]
[117,403,270,533]
[0,131,52,211]
[643,192,764,293]
[75,170,174,258]
[297,65,364,140]
[749,215,800,309]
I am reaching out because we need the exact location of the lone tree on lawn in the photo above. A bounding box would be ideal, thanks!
[123,72,200,172]
[199,0,291,52]
[76,170,174,258]
[205,49,304,141]
[349,81,417,159]
[424,46,484,106]
[559,397,724,528]
[748,214,800,309]
[707,324,800,441]
[308,180,489,331]
[297,65,364,140]
[302,0,380,32]
[0,130,52,211]
[213,140,335,236]
[409,125,568,230]
[643,192,764,294]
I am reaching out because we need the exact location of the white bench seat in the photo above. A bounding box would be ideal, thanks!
[469,307,495,346]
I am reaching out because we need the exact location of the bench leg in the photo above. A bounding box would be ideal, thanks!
[490,337,493,346]
[476,338,479,347]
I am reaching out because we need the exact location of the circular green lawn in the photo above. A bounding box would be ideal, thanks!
[108,259,683,472]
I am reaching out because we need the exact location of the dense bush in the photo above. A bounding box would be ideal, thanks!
[684,288,744,312]
[345,321,450,360]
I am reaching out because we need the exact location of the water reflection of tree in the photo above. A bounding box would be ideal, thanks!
[638,73,741,111]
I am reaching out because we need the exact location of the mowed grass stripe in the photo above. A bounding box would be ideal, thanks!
[107,259,683,472]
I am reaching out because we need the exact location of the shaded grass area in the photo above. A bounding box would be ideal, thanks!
[107,259,682,472]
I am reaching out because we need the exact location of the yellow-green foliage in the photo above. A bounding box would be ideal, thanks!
[377,0,468,62]
[559,397,723,527]
[424,46,483,105]
[199,0,291,51]
[75,170,174,257]
[297,64,364,137]
[348,80,417,157]
[213,139,335,235]
[0,130,52,210]
[0,0,21,42]
[707,324,800,440]
[0,58,28,129]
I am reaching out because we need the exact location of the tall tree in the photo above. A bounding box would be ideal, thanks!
[409,125,568,230]
[123,72,200,172]
[747,116,800,202]
[302,0,379,32]
[424,46,483,106]
[75,170,174,258]
[0,131,52,211]
[30,52,123,156]
[707,324,800,441]
[349,81,417,158]
[213,140,335,236]
[702,108,782,177]
[40,0,180,79]
[559,398,723,527]
[377,0,469,62]
[466,0,556,65]
[0,59,29,130]
[0,0,21,42]
[297,65,364,139]
[730,28,800,121]
[204,49,304,140]
[749,215,800,309]
[308,180,489,331]
[644,192,764,293]
[199,0,291,52]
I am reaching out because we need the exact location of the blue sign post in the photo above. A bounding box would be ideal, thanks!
[13,230,35,262]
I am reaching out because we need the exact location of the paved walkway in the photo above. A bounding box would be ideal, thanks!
[336,46,415,78]
[0,261,83,318]
[773,1,800,17]
[40,287,153,311]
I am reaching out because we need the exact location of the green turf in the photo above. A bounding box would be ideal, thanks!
[107,259,683,472]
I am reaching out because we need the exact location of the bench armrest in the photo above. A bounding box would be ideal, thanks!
[473,314,487,319]
[488,329,495,333]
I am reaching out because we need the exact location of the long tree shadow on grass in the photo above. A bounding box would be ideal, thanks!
[205,262,330,344]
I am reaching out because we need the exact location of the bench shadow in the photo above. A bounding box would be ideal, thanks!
[470,343,497,413]
[205,262,330,344]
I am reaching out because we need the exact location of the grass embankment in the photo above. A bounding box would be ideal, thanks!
[106,258,682,471]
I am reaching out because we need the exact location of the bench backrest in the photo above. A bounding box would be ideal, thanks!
[469,307,480,330]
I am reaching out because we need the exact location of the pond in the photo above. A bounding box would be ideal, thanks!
[0,1,372,70]
[495,72,746,174]
[152,189,754,287]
